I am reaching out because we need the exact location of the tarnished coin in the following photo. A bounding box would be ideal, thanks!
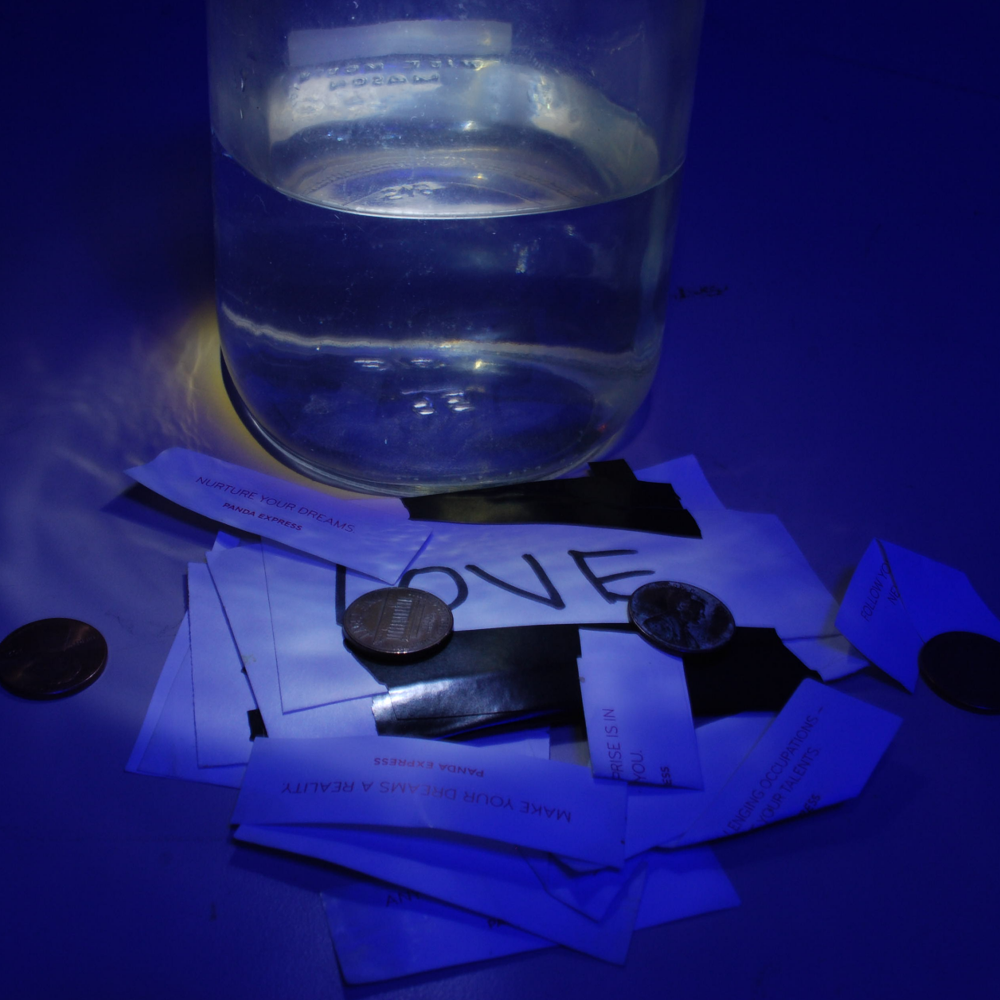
[919,631,1000,713]
[0,618,108,700]
[628,581,735,655]
[343,587,453,657]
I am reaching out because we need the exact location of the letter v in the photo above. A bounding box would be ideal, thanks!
[465,554,565,609]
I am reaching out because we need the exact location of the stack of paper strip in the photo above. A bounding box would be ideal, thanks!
[125,450,902,981]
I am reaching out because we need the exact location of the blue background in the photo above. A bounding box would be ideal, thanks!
[1,2,998,997]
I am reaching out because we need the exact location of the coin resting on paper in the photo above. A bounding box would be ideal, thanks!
[342,587,454,657]
[627,580,737,655]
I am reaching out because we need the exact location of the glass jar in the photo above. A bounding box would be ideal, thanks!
[208,0,704,494]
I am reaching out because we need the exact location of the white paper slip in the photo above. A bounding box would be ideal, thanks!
[882,539,1000,641]
[578,629,702,789]
[636,846,740,927]
[322,874,553,984]
[235,823,645,963]
[126,613,191,774]
[249,509,842,705]
[783,634,868,682]
[668,679,902,847]
[399,510,839,638]
[526,844,740,926]
[126,447,430,581]
[261,541,387,713]
[319,842,736,983]
[523,851,647,921]
[205,543,283,725]
[465,727,550,759]
[636,455,726,511]
[837,538,1000,691]
[206,542,378,737]
[188,563,258,767]
[625,713,774,857]
[128,614,244,789]
[274,696,379,739]
[232,734,628,866]
[835,540,925,690]
[211,531,242,553]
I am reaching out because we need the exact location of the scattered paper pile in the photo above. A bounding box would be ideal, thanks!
[126,449,903,981]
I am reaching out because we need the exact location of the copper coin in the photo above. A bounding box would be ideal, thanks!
[343,588,453,657]
[919,631,1000,713]
[0,618,108,700]
[628,581,735,655]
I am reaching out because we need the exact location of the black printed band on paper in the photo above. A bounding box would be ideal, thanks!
[584,623,821,717]
[352,620,819,740]
[401,462,702,538]
[586,459,639,483]
[350,624,584,740]
[247,708,268,741]
[371,698,570,741]
[681,627,822,717]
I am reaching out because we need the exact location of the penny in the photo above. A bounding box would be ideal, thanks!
[343,587,453,657]
[628,581,735,655]
[0,618,108,700]
[918,631,1000,713]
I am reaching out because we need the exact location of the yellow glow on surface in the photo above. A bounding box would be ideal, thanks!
[165,303,367,500]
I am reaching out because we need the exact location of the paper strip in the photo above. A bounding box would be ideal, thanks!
[251,508,848,717]
[394,510,839,638]
[523,851,647,921]
[464,727,551,758]
[188,563,258,767]
[837,538,1000,691]
[881,539,1000,642]
[401,475,701,537]
[782,634,869,682]
[322,847,739,984]
[235,823,643,963]
[322,874,552,983]
[835,539,925,690]
[578,629,702,789]
[232,734,628,866]
[128,614,244,788]
[319,844,737,982]
[625,713,774,857]
[636,846,741,926]
[525,844,740,926]
[126,447,430,581]
[668,679,902,846]
[261,542,387,713]
[636,455,726,511]
[206,542,378,738]
[126,613,191,773]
